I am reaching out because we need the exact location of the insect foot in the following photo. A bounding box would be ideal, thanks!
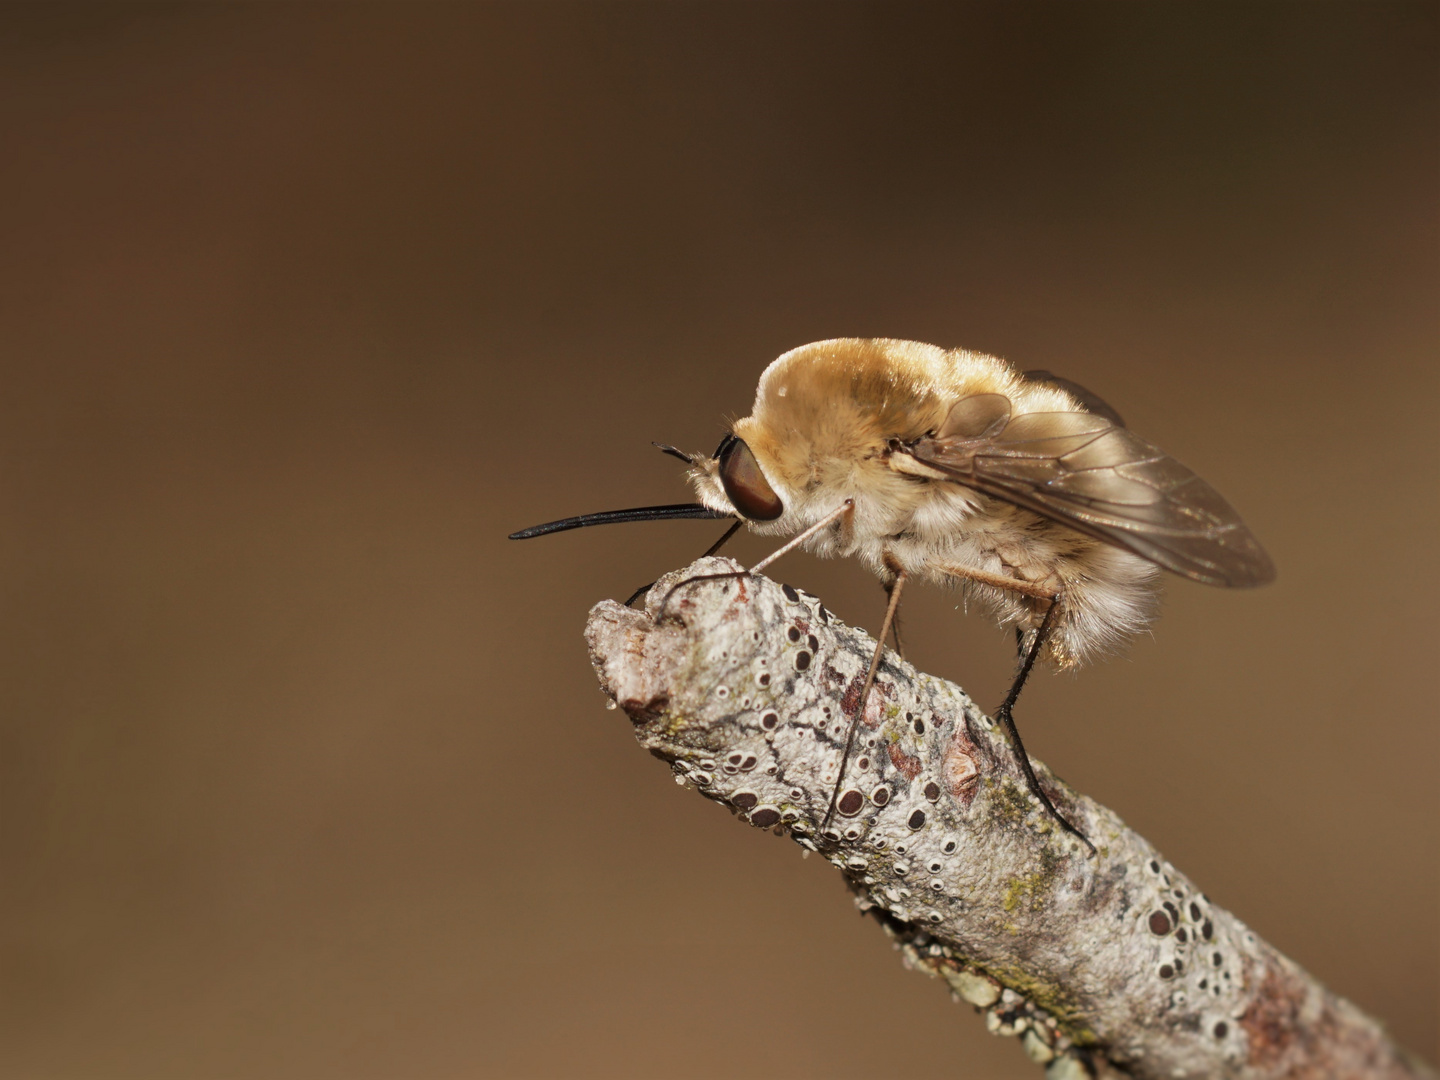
[583,559,1430,1080]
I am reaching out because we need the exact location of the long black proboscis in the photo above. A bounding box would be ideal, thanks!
[508,503,732,539]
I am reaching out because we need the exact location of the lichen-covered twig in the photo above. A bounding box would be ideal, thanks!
[585,558,1434,1080]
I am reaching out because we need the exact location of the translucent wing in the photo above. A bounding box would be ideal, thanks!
[1020,369,1126,428]
[909,396,1276,587]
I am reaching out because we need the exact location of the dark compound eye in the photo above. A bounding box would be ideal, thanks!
[717,436,784,521]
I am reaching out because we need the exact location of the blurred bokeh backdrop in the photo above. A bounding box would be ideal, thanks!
[1,4,1435,1078]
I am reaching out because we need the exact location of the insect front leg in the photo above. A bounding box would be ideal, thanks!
[624,519,743,607]
[654,501,853,619]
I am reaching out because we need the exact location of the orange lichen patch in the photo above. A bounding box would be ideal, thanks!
[1241,955,1308,1069]
[888,742,922,779]
[943,728,981,797]
[1234,951,1406,1078]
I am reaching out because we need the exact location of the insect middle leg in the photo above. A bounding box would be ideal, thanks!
[823,560,908,833]
[935,561,1096,856]
[881,560,906,658]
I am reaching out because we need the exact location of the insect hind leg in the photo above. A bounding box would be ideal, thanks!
[995,597,1097,856]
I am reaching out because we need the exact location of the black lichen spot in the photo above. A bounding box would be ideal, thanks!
[837,790,864,817]
[762,712,779,730]
[923,781,941,802]
[1212,952,1223,968]
[1163,901,1180,925]
[871,786,891,806]
[1149,860,1161,873]
[1214,1022,1228,1039]
[1174,959,1184,973]
[928,912,942,923]
[907,809,926,830]
[942,840,957,854]
[1189,901,1202,922]
[1175,928,1188,944]
[727,753,744,766]
[749,807,781,829]
[1202,919,1213,940]
[1198,978,1208,990]
[857,757,870,770]
[732,791,758,810]
[782,584,799,603]
[794,651,811,671]
[758,673,771,686]
[787,626,801,642]
[1159,964,1175,980]
[913,717,925,735]
[1149,910,1173,936]
[740,756,758,771]
[817,604,830,624]
[807,635,819,652]
[927,861,942,874]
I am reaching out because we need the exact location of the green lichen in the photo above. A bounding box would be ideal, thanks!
[1002,849,1063,914]
[983,962,1099,1046]
[1003,872,1044,913]
[986,778,1036,825]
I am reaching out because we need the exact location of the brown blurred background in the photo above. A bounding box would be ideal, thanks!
[0,4,1435,1078]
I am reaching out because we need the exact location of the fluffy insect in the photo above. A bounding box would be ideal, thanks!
[512,338,1275,852]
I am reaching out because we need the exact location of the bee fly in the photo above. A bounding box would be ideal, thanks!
[511,339,1275,854]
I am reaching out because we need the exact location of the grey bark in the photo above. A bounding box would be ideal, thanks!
[585,557,1433,1080]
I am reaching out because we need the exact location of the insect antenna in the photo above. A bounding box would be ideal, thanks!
[994,599,1097,856]
[651,442,697,464]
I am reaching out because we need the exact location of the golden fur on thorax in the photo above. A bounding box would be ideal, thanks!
[691,338,1161,669]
